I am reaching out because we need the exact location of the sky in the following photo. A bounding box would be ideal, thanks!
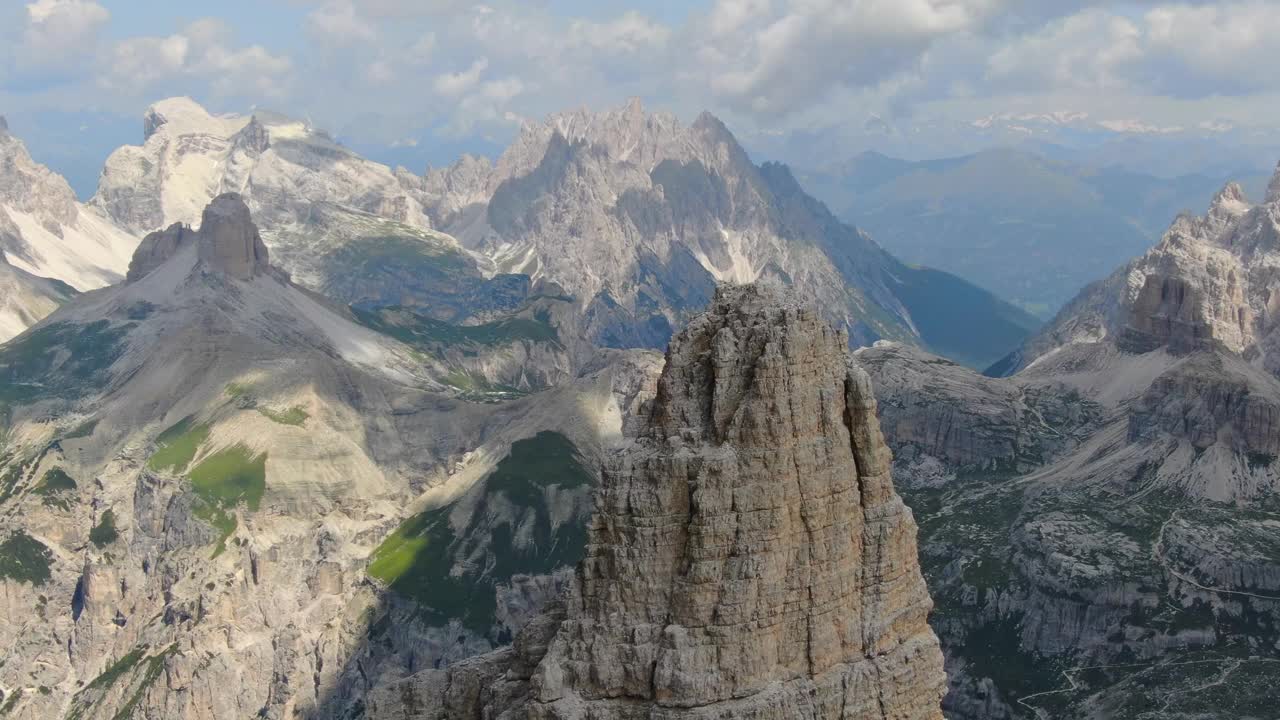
[4,0,1280,195]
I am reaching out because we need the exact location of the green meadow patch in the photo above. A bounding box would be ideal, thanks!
[189,446,266,510]
[63,418,98,440]
[0,531,53,585]
[146,416,210,473]
[64,643,176,720]
[89,509,119,548]
[188,445,266,558]
[367,431,592,632]
[0,320,132,408]
[33,467,77,509]
[352,306,561,349]
[147,416,268,557]
[258,406,309,427]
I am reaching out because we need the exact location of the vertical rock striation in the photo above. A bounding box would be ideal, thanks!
[369,283,946,719]
[126,193,274,283]
[196,192,271,280]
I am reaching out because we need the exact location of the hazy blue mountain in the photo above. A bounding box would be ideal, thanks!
[797,148,1269,317]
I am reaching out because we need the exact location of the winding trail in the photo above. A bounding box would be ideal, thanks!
[1016,657,1280,719]
[1154,509,1280,602]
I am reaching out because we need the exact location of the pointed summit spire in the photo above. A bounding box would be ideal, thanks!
[1209,181,1250,219]
[1266,161,1280,205]
[198,193,271,280]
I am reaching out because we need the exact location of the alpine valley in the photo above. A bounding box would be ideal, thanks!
[0,92,1276,720]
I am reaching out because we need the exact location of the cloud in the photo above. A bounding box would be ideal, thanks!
[100,19,292,100]
[307,1,378,45]
[693,0,1002,116]
[567,11,671,54]
[444,76,527,136]
[986,9,1141,91]
[1142,1,1280,95]
[7,0,1280,162]
[433,57,489,97]
[15,0,109,76]
[982,2,1280,98]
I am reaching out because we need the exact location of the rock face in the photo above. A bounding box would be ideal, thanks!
[855,342,1099,479]
[368,284,947,719]
[126,194,273,283]
[0,248,77,342]
[0,195,658,720]
[90,96,1033,369]
[125,222,193,282]
[89,97,464,298]
[87,98,570,388]
[195,194,271,280]
[93,97,432,238]
[419,99,1034,364]
[0,120,137,317]
[998,164,1280,375]
[854,166,1280,719]
[534,284,947,718]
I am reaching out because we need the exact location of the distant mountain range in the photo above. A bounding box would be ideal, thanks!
[744,110,1280,180]
[798,148,1270,317]
[3,97,1038,368]
[0,97,1037,718]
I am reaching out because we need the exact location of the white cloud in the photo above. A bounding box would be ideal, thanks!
[407,33,437,64]
[1143,1,1280,95]
[708,0,771,37]
[443,76,527,137]
[17,0,109,73]
[567,11,671,54]
[986,10,1141,91]
[100,20,292,99]
[7,0,1280,160]
[694,0,1002,116]
[104,35,191,91]
[307,1,378,45]
[433,57,489,97]
[982,2,1280,98]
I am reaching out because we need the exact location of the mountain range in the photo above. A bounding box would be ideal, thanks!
[856,164,1280,717]
[0,97,1031,718]
[2,98,1037,369]
[3,94,1280,720]
[799,148,1271,317]
[0,118,137,342]
[744,110,1280,182]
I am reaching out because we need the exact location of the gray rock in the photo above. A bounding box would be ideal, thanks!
[196,193,271,280]
[373,284,947,719]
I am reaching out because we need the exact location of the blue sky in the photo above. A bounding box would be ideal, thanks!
[4,1,1280,195]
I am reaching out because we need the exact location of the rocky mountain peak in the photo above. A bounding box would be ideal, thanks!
[125,221,195,282]
[543,282,944,716]
[1267,161,1280,204]
[0,115,8,133]
[142,97,236,141]
[691,109,730,136]
[1010,157,1280,373]
[142,106,166,140]
[368,282,947,718]
[0,123,79,226]
[233,115,271,154]
[126,194,273,282]
[197,193,271,280]
[1209,181,1250,219]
